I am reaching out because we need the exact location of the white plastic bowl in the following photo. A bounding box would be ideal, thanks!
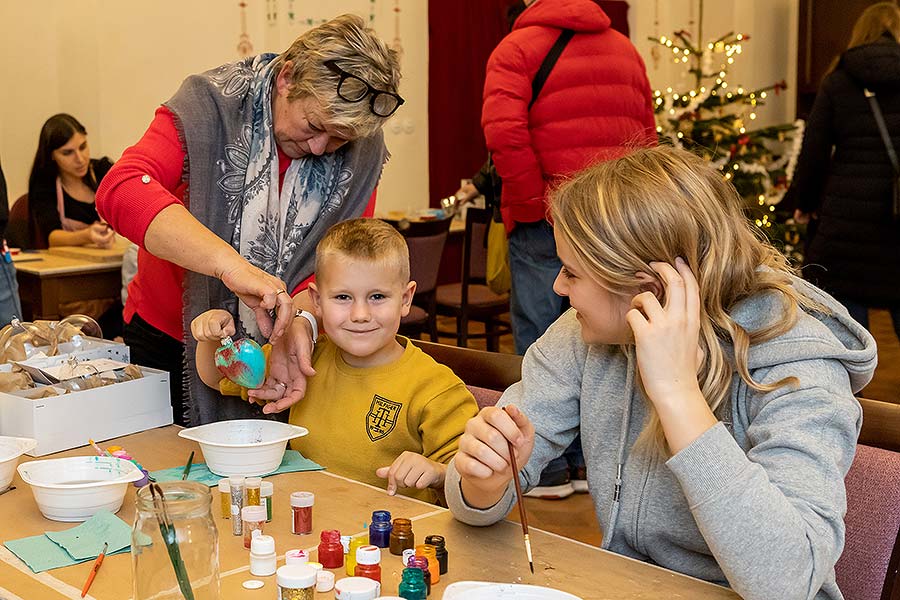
[0,436,37,491]
[17,456,144,522]
[178,420,308,477]
[442,582,583,599]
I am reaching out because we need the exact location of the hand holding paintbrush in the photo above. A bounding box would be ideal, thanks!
[503,406,535,574]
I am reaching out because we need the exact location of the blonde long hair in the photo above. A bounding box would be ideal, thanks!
[550,146,817,455]
[827,2,900,75]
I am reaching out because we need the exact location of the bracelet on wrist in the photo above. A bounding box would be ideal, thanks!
[294,309,318,343]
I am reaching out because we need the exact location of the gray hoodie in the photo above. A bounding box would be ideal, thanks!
[446,277,877,600]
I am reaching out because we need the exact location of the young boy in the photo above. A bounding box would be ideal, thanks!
[192,219,478,503]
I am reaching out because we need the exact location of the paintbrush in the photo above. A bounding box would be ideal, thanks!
[88,439,110,457]
[504,407,534,574]
[181,451,195,481]
[80,541,107,598]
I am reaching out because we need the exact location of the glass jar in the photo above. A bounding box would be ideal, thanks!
[398,567,427,600]
[389,518,414,555]
[423,535,448,575]
[406,556,431,597]
[132,482,219,600]
[415,544,439,583]
[317,529,344,568]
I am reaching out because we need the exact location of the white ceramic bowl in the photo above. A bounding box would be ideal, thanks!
[178,420,308,477]
[442,582,583,599]
[17,456,144,522]
[0,436,37,491]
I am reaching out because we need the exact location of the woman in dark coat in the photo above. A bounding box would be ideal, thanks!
[783,2,900,341]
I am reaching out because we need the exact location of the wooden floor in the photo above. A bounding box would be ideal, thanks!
[435,308,900,547]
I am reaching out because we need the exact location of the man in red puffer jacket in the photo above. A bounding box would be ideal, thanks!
[483,0,655,498]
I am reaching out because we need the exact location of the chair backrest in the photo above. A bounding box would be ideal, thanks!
[836,443,900,600]
[466,384,504,409]
[859,397,900,453]
[412,339,522,391]
[462,207,492,285]
[388,217,453,296]
[5,194,30,249]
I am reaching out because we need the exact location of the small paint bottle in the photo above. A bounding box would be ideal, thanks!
[260,480,274,522]
[276,564,316,600]
[423,535,448,575]
[406,556,431,597]
[402,548,416,567]
[415,544,439,584]
[354,545,382,584]
[285,549,309,566]
[398,567,427,600]
[290,491,314,535]
[346,535,367,576]
[249,534,277,576]
[369,510,392,548]
[218,478,231,519]
[245,477,262,506]
[241,505,267,549]
[229,476,245,536]
[389,518,414,555]
[317,529,344,569]
[334,576,381,600]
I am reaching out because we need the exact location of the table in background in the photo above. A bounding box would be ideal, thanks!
[13,242,127,321]
[0,426,740,600]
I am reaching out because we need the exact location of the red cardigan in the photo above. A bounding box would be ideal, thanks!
[97,107,375,341]
[482,0,656,231]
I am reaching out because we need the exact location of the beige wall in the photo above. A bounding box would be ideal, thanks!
[0,0,428,216]
[1,1,798,212]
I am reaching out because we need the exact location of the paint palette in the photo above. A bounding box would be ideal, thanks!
[215,336,266,389]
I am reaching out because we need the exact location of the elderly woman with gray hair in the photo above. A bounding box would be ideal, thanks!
[97,14,403,426]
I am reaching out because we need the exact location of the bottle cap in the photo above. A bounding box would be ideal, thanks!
[260,480,274,495]
[245,477,262,487]
[356,545,381,565]
[341,535,351,553]
[285,549,309,565]
[334,576,380,598]
[218,478,230,492]
[316,570,336,592]
[250,534,275,554]
[290,491,315,507]
[229,475,245,486]
[241,505,266,521]
[402,548,416,566]
[276,564,316,588]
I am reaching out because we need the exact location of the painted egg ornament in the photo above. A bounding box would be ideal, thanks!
[215,336,266,389]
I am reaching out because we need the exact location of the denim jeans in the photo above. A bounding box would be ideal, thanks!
[0,258,22,325]
[508,220,566,355]
[508,220,581,483]
[836,296,900,343]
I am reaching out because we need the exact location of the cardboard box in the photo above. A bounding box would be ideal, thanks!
[0,338,172,456]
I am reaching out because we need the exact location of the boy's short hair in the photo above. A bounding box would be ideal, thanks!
[316,218,410,283]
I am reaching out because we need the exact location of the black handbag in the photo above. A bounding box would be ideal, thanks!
[863,87,900,221]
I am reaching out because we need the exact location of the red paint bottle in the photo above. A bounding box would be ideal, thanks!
[354,545,382,583]
[318,529,344,569]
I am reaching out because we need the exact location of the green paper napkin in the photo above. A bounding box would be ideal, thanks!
[3,511,131,573]
[150,449,324,486]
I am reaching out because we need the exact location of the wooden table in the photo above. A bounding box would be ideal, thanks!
[13,248,124,321]
[0,426,740,599]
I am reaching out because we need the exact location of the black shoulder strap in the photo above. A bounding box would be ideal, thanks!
[530,29,575,110]
[864,87,900,175]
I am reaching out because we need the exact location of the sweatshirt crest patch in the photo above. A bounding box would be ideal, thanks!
[366,395,401,441]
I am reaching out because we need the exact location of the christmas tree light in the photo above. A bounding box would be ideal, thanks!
[649,28,806,263]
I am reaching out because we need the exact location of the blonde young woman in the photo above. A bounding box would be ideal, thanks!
[446,146,877,600]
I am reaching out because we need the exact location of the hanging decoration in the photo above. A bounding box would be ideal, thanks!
[650,0,661,70]
[267,0,277,26]
[648,0,806,263]
[237,1,254,58]
[392,0,403,56]
[271,1,378,28]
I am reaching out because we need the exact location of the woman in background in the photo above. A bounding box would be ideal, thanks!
[27,113,116,249]
[782,2,900,342]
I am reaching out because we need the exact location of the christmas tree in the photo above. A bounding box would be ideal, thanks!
[648,29,806,264]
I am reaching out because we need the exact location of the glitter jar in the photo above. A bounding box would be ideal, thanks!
[290,491,314,535]
[241,505,266,549]
[218,478,230,519]
[276,564,316,600]
[260,480,274,522]
[245,477,261,506]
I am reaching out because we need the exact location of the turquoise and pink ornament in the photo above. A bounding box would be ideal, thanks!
[215,336,266,389]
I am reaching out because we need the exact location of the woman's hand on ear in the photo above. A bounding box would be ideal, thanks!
[626,257,704,405]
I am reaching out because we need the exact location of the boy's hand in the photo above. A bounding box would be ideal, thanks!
[190,309,236,342]
[375,452,447,496]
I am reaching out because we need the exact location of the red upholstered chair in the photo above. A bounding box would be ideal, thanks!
[388,217,453,342]
[466,385,503,409]
[5,194,31,249]
[835,443,900,600]
[435,207,510,351]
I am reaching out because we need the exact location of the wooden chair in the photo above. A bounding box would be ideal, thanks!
[387,217,453,342]
[5,194,30,249]
[859,397,900,453]
[434,207,511,351]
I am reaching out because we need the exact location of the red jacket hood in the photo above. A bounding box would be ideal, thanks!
[514,0,611,33]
